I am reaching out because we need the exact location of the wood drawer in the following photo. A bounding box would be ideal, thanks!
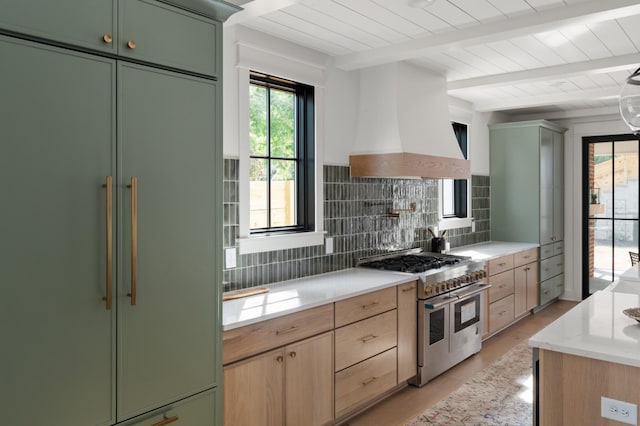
[489,294,515,334]
[222,303,334,364]
[488,254,514,276]
[488,269,514,303]
[335,310,397,371]
[130,388,216,425]
[335,286,397,327]
[514,248,538,267]
[540,244,554,260]
[335,347,397,419]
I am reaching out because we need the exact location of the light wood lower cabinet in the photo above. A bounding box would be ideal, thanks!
[515,261,539,317]
[223,332,334,426]
[397,281,417,383]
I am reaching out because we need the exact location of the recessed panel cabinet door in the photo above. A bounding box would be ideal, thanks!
[117,62,219,420]
[0,0,117,54]
[0,37,116,426]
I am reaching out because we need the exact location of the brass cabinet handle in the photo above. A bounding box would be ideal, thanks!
[152,415,179,426]
[362,301,379,310]
[360,334,377,343]
[127,40,136,49]
[102,34,113,44]
[276,356,283,363]
[127,177,138,305]
[289,352,296,358]
[402,285,416,292]
[362,376,377,386]
[103,176,113,310]
[275,326,297,335]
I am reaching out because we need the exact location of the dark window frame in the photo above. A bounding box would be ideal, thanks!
[249,71,315,235]
[442,122,468,219]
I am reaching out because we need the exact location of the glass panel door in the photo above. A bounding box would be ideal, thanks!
[583,136,639,297]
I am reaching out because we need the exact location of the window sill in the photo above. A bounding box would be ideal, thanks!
[238,231,326,255]
[438,217,473,231]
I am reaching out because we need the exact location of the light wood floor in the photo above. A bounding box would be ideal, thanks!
[341,300,578,426]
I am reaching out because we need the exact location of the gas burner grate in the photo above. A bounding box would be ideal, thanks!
[359,254,461,273]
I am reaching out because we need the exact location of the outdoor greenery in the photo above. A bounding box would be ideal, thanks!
[249,84,297,181]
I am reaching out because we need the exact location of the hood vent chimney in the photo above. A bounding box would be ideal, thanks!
[349,62,470,179]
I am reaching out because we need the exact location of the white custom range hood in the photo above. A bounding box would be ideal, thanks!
[349,62,470,180]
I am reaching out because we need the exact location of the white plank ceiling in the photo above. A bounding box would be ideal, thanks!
[225,0,640,117]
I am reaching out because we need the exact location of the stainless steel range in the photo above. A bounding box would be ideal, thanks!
[357,248,489,387]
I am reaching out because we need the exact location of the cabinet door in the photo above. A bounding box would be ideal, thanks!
[119,0,219,76]
[224,349,285,426]
[552,130,564,242]
[526,261,540,311]
[127,389,217,426]
[285,332,334,426]
[397,281,417,383]
[0,0,117,54]
[117,62,220,419]
[514,265,527,318]
[540,127,554,244]
[0,37,116,426]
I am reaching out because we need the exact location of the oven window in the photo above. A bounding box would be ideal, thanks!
[454,294,480,333]
[429,309,445,345]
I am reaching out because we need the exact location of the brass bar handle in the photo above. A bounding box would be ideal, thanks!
[275,326,297,335]
[360,334,377,343]
[103,176,113,310]
[361,301,379,310]
[152,415,179,426]
[127,177,138,305]
[362,376,377,386]
[402,286,416,292]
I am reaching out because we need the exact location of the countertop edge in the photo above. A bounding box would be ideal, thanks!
[528,340,640,368]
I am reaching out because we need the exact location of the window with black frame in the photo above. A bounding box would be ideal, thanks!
[442,122,468,218]
[249,71,315,234]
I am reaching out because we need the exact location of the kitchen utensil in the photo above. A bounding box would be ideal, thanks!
[431,237,445,253]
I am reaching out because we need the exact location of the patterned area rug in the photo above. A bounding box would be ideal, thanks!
[406,340,533,426]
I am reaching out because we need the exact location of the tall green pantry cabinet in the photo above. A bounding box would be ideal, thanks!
[0,1,238,425]
[490,120,566,308]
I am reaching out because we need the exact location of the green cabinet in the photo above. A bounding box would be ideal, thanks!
[0,0,235,424]
[0,0,220,77]
[490,120,566,307]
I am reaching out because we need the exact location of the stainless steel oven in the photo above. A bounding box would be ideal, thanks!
[416,283,486,386]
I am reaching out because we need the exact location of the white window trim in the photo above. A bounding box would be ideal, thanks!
[236,44,326,255]
[438,121,473,231]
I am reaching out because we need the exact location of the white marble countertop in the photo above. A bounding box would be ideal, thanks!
[222,268,416,331]
[529,290,640,367]
[450,241,539,260]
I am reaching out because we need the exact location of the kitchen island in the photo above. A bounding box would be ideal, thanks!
[530,286,640,425]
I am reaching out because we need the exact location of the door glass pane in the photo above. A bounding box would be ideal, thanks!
[614,220,637,277]
[249,85,267,156]
[592,142,612,219]
[250,158,268,229]
[270,159,296,227]
[613,140,638,219]
[590,218,613,293]
[269,88,295,159]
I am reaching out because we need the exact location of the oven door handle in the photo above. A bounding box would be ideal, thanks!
[454,284,491,300]
[424,298,456,310]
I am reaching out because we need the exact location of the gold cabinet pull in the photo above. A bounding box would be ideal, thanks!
[362,376,377,386]
[103,176,113,310]
[127,177,138,305]
[289,351,296,358]
[401,285,416,292]
[152,415,179,426]
[127,40,136,49]
[361,301,379,310]
[360,334,377,343]
[275,326,297,335]
[276,355,284,363]
[102,34,113,43]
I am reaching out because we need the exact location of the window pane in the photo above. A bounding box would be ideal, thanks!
[442,179,455,217]
[249,85,267,156]
[270,159,296,227]
[270,88,295,159]
[613,140,638,219]
[250,158,268,229]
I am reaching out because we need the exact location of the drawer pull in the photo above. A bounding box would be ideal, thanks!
[402,286,416,292]
[102,34,113,44]
[275,326,298,335]
[276,356,283,363]
[362,301,379,310]
[499,284,506,288]
[152,415,179,426]
[127,40,137,49]
[498,262,507,267]
[499,310,507,316]
[360,334,378,343]
[289,351,297,358]
[523,255,531,259]
[362,376,378,386]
